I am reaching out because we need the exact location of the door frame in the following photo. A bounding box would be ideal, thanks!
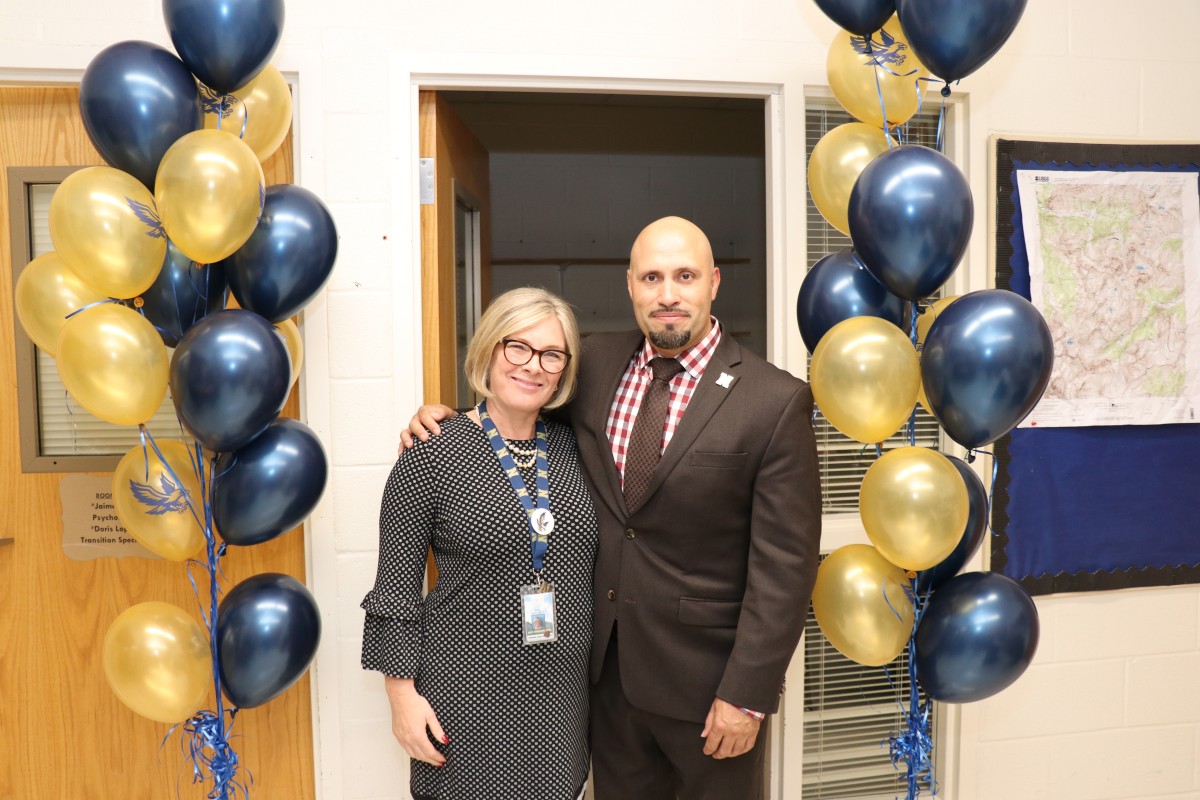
[391,56,802,800]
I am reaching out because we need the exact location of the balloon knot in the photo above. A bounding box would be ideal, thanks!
[940,85,952,98]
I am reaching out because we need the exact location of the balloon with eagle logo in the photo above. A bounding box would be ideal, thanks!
[827,16,928,128]
[113,440,205,561]
[48,166,167,299]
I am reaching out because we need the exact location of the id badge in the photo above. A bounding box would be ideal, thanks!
[520,582,558,645]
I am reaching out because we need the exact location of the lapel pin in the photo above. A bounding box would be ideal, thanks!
[716,372,734,389]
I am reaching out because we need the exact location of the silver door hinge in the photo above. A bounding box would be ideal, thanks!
[419,158,435,205]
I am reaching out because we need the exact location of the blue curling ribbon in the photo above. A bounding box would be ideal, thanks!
[211,92,250,141]
[163,709,252,800]
[138,424,206,532]
[870,49,896,147]
[907,303,921,447]
[147,432,246,799]
[857,30,923,146]
[858,441,884,460]
[63,296,123,320]
[883,580,937,800]
[964,448,998,538]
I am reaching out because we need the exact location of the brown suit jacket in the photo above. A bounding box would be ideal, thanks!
[567,330,821,723]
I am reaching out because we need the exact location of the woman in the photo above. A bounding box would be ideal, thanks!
[361,287,597,800]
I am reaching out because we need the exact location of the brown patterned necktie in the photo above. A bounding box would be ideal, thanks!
[623,356,685,512]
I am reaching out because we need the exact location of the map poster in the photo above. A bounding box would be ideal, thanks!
[1016,169,1200,428]
[991,139,1200,596]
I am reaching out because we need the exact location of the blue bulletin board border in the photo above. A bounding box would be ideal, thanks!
[992,138,1200,596]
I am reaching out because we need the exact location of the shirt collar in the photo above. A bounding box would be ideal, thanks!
[635,317,722,378]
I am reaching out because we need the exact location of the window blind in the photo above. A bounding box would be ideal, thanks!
[801,557,935,799]
[29,182,191,456]
[804,102,945,514]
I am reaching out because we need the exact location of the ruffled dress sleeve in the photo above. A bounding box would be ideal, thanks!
[360,439,439,678]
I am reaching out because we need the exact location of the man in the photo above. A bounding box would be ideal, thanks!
[405,216,821,799]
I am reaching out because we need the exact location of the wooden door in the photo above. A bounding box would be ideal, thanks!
[418,90,491,406]
[0,87,314,799]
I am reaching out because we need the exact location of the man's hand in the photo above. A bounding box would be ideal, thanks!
[385,676,448,766]
[700,697,761,759]
[399,404,459,453]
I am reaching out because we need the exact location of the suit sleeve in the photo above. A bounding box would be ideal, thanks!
[716,382,822,713]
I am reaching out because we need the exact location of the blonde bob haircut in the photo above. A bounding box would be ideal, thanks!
[464,287,581,411]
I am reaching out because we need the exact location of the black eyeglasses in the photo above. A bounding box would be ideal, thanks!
[501,338,571,374]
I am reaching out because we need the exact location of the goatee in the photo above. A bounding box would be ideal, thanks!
[648,328,691,351]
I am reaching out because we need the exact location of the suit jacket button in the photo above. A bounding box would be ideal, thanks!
[607,589,616,601]
[624,528,636,540]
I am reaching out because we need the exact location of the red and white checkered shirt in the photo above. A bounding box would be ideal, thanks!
[605,319,723,487]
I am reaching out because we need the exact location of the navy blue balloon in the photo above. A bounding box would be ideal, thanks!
[847,145,973,301]
[915,456,987,593]
[915,571,1038,703]
[897,0,1027,83]
[139,240,226,347]
[79,41,202,189]
[213,419,328,547]
[225,185,338,324]
[163,0,285,94]
[921,290,1054,449]
[169,309,291,453]
[813,0,895,35]
[217,573,321,709]
[796,249,908,353]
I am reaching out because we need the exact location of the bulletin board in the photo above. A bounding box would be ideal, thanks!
[991,137,1200,595]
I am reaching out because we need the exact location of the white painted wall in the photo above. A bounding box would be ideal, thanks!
[3,0,1199,798]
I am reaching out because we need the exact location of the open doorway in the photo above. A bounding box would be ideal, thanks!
[417,90,775,797]
[437,90,768,391]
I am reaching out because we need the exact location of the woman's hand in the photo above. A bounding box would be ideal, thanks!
[384,676,448,767]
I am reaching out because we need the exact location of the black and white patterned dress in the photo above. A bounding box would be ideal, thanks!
[361,415,598,800]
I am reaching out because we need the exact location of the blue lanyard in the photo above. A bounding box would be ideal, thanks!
[478,400,552,572]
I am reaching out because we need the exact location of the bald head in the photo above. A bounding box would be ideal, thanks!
[626,216,720,356]
[630,216,716,273]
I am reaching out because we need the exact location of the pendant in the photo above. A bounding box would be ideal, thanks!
[530,508,555,536]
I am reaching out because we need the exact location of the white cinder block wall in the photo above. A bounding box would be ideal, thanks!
[4,1,1200,798]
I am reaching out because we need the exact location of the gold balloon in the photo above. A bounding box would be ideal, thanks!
[155,129,265,264]
[48,166,167,299]
[860,447,969,571]
[810,316,920,444]
[827,15,929,128]
[202,65,293,162]
[809,123,892,237]
[113,441,205,561]
[812,544,913,667]
[56,303,169,426]
[14,251,108,356]
[916,295,960,414]
[103,601,211,724]
[276,318,304,388]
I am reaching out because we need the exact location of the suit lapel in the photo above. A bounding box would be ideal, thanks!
[579,332,642,520]
[637,334,744,506]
